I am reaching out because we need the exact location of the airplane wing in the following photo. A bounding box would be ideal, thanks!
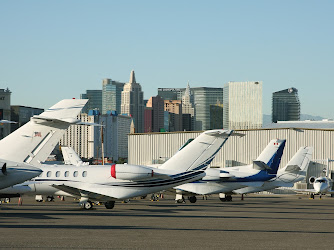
[52,183,118,201]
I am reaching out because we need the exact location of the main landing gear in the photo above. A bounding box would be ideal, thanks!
[219,193,233,202]
[104,201,115,209]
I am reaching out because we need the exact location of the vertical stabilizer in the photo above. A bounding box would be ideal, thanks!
[255,139,286,174]
[159,130,243,172]
[0,99,88,165]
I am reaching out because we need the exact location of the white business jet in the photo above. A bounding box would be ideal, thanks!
[0,130,239,210]
[233,146,313,195]
[174,139,286,203]
[0,99,88,190]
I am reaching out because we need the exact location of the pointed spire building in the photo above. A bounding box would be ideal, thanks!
[121,70,144,133]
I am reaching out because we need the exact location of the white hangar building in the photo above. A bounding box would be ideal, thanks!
[128,121,334,190]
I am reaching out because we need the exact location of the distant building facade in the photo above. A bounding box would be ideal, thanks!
[0,88,12,139]
[181,83,195,131]
[272,87,300,123]
[223,81,262,130]
[164,100,183,132]
[60,111,132,161]
[80,90,102,113]
[121,70,144,133]
[210,100,224,129]
[10,105,44,132]
[158,86,223,131]
[146,95,165,132]
[102,78,125,114]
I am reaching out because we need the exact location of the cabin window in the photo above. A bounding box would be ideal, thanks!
[64,171,69,177]
[46,171,52,177]
[73,171,78,177]
[82,171,87,177]
[56,171,60,177]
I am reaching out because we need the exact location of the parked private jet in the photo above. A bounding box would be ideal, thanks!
[173,139,286,203]
[0,129,241,210]
[0,99,88,190]
[283,174,333,199]
[233,146,313,195]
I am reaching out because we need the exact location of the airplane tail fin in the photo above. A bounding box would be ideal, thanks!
[254,139,286,175]
[159,129,244,172]
[0,99,88,166]
[62,146,87,166]
[283,146,313,176]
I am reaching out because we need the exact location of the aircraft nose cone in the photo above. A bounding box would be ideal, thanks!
[18,163,43,177]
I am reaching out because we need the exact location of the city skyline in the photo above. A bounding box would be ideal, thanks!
[1,1,333,118]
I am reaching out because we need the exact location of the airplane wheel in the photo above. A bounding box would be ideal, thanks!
[4,198,10,203]
[226,195,232,202]
[105,201,115,209]
[84,201,93,210]
[176,199,185,203]
[220,198,227,202]
[310,194,315,199]
[188,196,197,203]
[46,196,54,202]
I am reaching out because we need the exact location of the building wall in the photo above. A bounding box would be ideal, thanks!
[81,90,102,113]
[60,113,132,161]
[0,88,11,139]
[10,105,44,132]
[128,128,334,180]
[102,79,125,114]
[223,81,262,130]
[272,87,300,123]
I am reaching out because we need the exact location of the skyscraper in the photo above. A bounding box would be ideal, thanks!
[210,100,224,129]
[0,88,11,139]
[102,79,125,114]
[181,83,195,131]
[223,81,262,130]
[164,100,183,132]
[158,86,223,131]
[272,87,300,123]
[80,90,102,113]
[121,70,144,133]
[146,95,165,132]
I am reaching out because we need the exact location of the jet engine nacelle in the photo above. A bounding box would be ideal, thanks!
[0,163,7,176]
[111,164,154,181]
[309,176,316,184]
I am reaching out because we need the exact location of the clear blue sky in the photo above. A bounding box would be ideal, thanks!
[1,0,333,117]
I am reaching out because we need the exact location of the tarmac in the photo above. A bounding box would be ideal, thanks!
[0,194,334,249]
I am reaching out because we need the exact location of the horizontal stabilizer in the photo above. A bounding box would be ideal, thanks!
[219,172,235,178]
[205,130,245,138]
[253,161,271,170]
[285,165,301,173]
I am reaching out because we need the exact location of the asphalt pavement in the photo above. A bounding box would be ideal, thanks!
[0,194,334,249]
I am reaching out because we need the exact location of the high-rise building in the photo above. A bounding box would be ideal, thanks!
[164,100,183,132]
[181,83,195,131]
[210,100,224,129]
[0,88,11,139]
[102,78,125,114]
[223,81,262,130]
[80,90,102,113]
[10,105,44,132]
[272,87,300,123]
[121,70,144,133]
[158,86,223,131]
[146,95,165,132]
[60,111,132,161]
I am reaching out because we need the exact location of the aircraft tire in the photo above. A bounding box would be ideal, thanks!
[105,201,115,209]
[219,198,227,202]
[46,196,54,202]
[84,201,93,210]
[188,196,197,203]
[226,195,232,202]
